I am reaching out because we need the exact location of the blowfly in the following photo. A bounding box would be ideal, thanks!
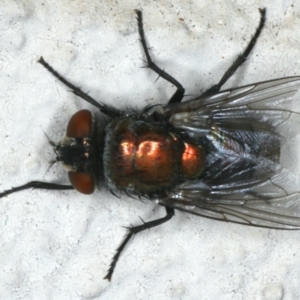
[1,8,300,281]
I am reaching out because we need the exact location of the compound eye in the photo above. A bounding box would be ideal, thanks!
[68,171,95,194]
[67,110,92,138]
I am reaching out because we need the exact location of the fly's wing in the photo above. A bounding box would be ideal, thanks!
[159,168,300,229]
[159,77,300,229]
[165,77,300,134]
[165,77,300,111]
[159,150,300,229]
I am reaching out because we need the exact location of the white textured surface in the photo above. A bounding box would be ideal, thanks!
[0,1,300,299]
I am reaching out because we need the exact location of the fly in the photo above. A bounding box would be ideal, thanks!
[1,8,300,281]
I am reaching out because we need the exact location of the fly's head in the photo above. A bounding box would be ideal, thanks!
[55,109,98,194]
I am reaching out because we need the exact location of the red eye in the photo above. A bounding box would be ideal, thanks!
[67,110,92,138]
[68,171,95,194]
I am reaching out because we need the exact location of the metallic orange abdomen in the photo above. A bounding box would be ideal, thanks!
[104,117,205,193]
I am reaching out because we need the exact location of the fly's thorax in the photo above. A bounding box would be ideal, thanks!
[103,115,205,194]
[57,109,103,194]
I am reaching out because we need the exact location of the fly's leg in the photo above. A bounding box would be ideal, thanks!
[0,181,74,198]
[201,8,266,96]
[104,206,175,281]
[135,10,185,104]
[38,57,122,118]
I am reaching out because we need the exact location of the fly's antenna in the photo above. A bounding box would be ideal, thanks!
[43,130,56,148]
[42,130,60,175]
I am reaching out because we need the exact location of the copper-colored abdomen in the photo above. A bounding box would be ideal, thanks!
[104,117,205,193]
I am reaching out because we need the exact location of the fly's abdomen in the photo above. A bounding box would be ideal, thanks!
[103,117,205,193]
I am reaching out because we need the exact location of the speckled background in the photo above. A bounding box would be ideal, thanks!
[0,1,300,299]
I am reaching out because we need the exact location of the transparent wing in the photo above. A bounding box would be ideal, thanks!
[158,77,300,229]
[165,77,300,134]
[165,77,300,111]
[159,172,300,229]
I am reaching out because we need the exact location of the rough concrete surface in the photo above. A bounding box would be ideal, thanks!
[0,1,300,299]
